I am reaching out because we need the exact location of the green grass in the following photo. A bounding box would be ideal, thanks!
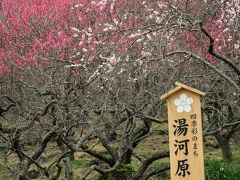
[1,139,240,180]
[204,146,240,180]
[0,151,12,179]
[72,159,88,169]
[205,159,240,180]
[0,165,11,179]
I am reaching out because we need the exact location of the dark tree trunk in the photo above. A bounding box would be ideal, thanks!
[214,133,232,162]
[63,155,74,180]
[18,158,31,180]
[57,139,73,180]
[121,149,133,164]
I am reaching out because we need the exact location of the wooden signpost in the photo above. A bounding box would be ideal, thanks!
[160,82,206,180]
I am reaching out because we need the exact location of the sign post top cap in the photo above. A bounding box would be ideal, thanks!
[160,82,206,100]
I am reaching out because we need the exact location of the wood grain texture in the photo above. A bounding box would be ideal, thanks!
[166,88,205,180]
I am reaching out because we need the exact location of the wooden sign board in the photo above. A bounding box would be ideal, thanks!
[160,82,206,180]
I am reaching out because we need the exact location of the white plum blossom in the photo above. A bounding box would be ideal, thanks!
[234,44,239,49]
[97,0,107,6]
[82,48,88,52]
[88,27,93,32]
[174,94,193,113]
[147,34,152,40]
[70,27,81,33]
[74,4,84,8]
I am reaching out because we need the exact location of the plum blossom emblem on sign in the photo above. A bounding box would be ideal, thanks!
[174,94,193,113]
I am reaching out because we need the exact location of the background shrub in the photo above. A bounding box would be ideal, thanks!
[205,159,240,180]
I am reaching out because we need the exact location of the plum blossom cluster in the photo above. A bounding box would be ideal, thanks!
[0,0,239,75]
[0,0,150,74]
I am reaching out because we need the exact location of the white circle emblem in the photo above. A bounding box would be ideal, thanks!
[174,94,193,113]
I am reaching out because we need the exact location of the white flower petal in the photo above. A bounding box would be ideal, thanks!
[184,105,191,112]
[174,99,181,106]
[177,105,184,113]
[180,94,187,101]
[186,98,193,105]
